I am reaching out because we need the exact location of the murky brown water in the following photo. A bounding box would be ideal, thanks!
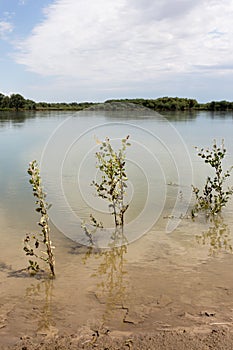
[1,108,233,346]
[1,210,233,345]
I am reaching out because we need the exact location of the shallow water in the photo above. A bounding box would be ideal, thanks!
[1,108,233,345]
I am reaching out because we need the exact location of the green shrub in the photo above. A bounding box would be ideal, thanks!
[192,140,233,217]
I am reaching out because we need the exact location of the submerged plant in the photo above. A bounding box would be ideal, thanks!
[81,137,130,318]
[23,160,55,277]
[192,140,233,217]
[92,136,130,228]
[82,136,130,249]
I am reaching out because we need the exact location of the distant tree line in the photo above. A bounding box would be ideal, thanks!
[1,92,233,112]
[105,97,233,111]
[0,92,94,111]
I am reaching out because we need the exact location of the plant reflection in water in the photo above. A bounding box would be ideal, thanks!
[196,215,232,255]
[25,278,55,334]
[83,227,128,321]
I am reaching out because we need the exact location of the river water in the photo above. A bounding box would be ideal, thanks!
[1,107,233,344]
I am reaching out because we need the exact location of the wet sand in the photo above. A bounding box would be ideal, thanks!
[1,244,233,348]
[1,329,233,350]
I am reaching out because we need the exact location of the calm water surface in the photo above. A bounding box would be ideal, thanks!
[1,108,233,343]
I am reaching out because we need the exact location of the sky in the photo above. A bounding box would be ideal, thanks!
[0,0,233,103]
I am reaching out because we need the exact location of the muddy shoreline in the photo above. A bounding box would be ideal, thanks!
[1,217,233,349]
[1,246,233,349]
[1,326,233,350]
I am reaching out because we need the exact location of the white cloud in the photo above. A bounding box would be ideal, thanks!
[0,20,13,38]
[14,0,233,97]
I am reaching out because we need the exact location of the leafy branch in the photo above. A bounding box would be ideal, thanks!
[23,160,55,277]
[192,140,233,217]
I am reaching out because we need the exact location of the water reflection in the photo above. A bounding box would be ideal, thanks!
[208,111,233,119]
[1,110,233,130]
[160,110,198,121]
[0,110,70,129]
[0,111,36,128]
[25,279,55,333]
[83,227,128,320]
[196,215,232,255]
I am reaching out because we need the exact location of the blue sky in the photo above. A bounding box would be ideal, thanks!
[1,0,233,103]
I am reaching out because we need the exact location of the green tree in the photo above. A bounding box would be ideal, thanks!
[1,95,10,109]
[25,99,36,110]
[0,93,4,107]
[9,93,25,111]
